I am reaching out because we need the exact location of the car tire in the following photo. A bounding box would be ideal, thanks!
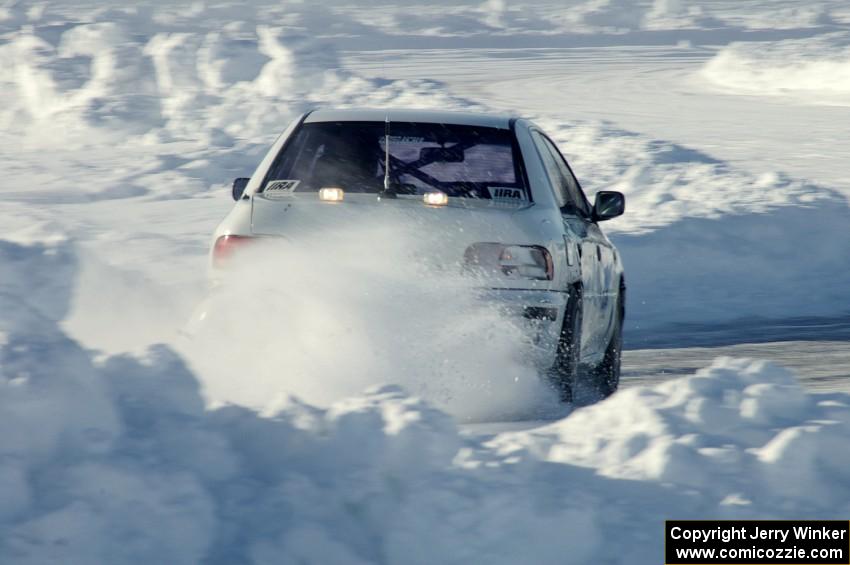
[549,284,582,402]
[573,291,624,405]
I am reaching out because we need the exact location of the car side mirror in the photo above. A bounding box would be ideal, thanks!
[593,191,625,221]
[232,178,249,201]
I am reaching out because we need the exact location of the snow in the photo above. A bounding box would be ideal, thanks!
[3,238,850,564]
[0,6,469,201]
[181,223,560,421]
[517,117,850,335]
[2,0,850,562]
[702,32,850,105]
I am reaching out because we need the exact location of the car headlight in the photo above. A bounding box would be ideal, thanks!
[463,243,553,281]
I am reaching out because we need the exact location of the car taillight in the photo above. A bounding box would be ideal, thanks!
[463,243,553,281]
[213,235,255,267]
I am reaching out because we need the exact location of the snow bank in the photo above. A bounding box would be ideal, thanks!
[300,0,704,37]
[562,0,713,32]
[702,32,850,105]
[491,357,850,511]
[0,4,474,200]
[2,234,849,564]
[540,120,826,235]
[706,1,844,31]
[537,117,850,337]
[565,0,850,34]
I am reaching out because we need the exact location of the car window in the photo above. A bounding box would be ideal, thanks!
[543,137,592,218]
[531,131,568,209]
[265,121,527,199]
[531,131,583,216]
[534,132,592,218]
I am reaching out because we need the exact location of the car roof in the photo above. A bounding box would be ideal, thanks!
[304,108,518,130]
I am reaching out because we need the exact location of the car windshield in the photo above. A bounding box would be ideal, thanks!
[263,121,527,199]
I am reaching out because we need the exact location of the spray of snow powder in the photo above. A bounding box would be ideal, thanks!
[178,218,561,422]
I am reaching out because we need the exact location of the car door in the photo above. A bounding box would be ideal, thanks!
[542,136,620,357]
[530,131,608,362]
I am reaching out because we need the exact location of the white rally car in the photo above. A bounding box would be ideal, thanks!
[210,108,625,402]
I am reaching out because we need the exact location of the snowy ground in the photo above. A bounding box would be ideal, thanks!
[2,1,850,563]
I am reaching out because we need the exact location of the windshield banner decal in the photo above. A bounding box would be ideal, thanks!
[264,179,300,197]
[488,187,525,200]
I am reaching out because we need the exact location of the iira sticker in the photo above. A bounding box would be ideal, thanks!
[264,179,300,196]
[489,187,524,200]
